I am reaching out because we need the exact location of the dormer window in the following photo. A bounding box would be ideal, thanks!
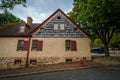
[20,26,25,32]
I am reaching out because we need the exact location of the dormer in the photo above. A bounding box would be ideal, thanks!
[18,21,28,32]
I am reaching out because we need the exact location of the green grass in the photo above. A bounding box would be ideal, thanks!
[93,57,120,65]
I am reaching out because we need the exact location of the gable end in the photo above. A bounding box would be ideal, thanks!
[30,9,90,38]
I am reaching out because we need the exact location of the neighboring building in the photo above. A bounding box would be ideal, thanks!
[0,9,91,69]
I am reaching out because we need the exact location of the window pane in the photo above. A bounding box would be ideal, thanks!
[14,59,21,64]
[66,40,70,50]
[60,24,64,30]
[30,60,37,65]
[20,26,25,32]
[18,40,24,50]
[54,24,58,30]
[32,40,38,50]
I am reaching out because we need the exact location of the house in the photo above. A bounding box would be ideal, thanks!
[0,9,91,69]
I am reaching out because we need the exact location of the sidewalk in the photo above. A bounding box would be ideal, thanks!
[0,60,104,78]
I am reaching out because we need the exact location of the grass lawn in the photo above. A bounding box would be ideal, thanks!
[93,56,120,65]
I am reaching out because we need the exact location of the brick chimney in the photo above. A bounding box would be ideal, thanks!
[27,17,33,25]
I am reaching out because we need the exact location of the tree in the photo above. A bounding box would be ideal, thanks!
[69,0,120,57]
[91,38,104,48]
[0,11,21,26]
[0,0,26,11]
[110,35,120,49]
[0,0,26,26]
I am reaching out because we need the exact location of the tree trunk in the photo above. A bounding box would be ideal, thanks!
[104,43,110,57]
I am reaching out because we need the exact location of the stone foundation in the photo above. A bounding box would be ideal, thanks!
[0,57,65,69]
[0,57,26,70]
[66,56,91,63]
[29,57,65,67]
[0,56,91,70]
[37,57,61,64]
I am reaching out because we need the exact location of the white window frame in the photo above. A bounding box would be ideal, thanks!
[60,24,65,30]
[54,24,59,30]
[20,26,25,32]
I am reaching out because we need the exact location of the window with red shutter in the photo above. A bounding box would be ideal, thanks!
[65,40,77,51]
[23,41,29,51]
[37,41,43,51]
[71,41,77,51]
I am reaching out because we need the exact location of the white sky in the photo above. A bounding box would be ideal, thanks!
[0,0,73,23]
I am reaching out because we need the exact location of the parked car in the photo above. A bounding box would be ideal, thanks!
[91,48,104,54]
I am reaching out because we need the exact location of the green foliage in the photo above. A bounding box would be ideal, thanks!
[110,35,120,48]
[91,35,120,49]
[0,11,21,26]
[69,0,120,56]
[0,0,26,11]
[0,0,26,26]
[91,38,104,48]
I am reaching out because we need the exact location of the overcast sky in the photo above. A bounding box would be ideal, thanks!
[0,0,73,23]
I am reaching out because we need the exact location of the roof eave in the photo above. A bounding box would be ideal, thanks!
[0,34,32,37]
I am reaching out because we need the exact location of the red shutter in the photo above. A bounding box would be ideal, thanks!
[71,41,77,51]
[23,41,29,51]
[25,26,28,32]
[37,41,43,51]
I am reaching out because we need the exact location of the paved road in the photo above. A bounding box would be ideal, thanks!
[0,66,120,80]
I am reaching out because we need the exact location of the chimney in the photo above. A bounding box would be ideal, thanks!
[27,17,33,25]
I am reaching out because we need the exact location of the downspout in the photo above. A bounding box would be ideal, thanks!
[25,35,31,68]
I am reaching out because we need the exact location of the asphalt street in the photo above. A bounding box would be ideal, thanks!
[0,65,120,80]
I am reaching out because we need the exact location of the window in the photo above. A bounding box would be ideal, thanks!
[14,59,21,64]
[54,24,58,30]
[32,40,43,51]
[60,24,65,30]
[66,40,71,50]
[54,23,65,30]
[20,26,25,32]
[32,40,38,50]
[57,16,61,19]
[65,40,77,51]
[30,59,37,65]
[66,58,72,64]
[17,40,29,51]
[17,40,24,50]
